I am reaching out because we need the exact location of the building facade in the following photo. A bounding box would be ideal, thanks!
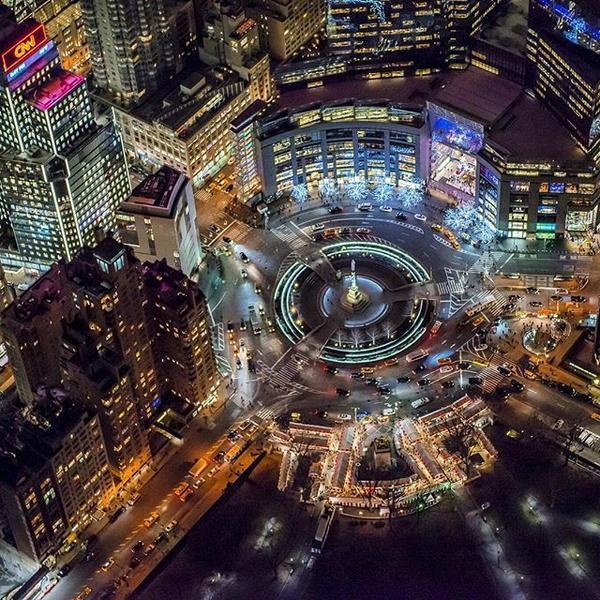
[117,166,202,277]
[255,68,599,240]
[80,0,175,104]
[143,259,218,409]
[249,0,327,62]
[0,13,130,271]
[0,387,113,563]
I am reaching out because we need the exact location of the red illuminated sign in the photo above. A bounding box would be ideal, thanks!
[2,24,48,73]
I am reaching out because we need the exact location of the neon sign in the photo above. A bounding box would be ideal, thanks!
[2,24,48,73]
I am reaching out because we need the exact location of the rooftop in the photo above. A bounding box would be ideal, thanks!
[121,166,188,218]
[478,0,529,56]
[142,259,204,313]
[275,67,590,165]
[28,69,84,111]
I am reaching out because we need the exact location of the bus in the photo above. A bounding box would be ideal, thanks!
[430,320,442,334]
[188,458,208,479]
[311,505,336,555]
[406,348,429,363]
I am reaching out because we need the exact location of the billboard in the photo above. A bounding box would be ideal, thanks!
[2,23,48,74]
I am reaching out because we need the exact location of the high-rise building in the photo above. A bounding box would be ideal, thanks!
[0,11,130,271]
[0,386,113,563]
[116,166,202,277]
[326,0,506,78]
[3,0,91,74]
[143,259,218,409]
[1,238,219,479]
[114,63,270,184]
[527,0,600,163]
[81,0,175,104]
[249,0,326,62]
[61,324,151,482]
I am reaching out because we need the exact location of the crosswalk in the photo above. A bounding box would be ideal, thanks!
[467,251,506,275]
[253,406,276,423]
[212,322,225,351]
[467,288,507,318]
[479,355,523,393]
[437,280,465,295]
[256,354,312,395]
[215,354,232,377]
[271,224,309,249]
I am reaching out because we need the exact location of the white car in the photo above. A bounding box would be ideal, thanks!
[379,205,393,213]
[414,213,427,221]
[165,519,179,533]
[312,223,325,232]
[356,227,371,234]
[357,203,372,211]
[474,343,488,352]
[337,413,352,421]
[439,365,454,374]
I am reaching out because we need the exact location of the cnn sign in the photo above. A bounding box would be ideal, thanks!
[2,24,48,73]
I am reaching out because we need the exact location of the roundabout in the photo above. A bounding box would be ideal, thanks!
[273,237,435,365]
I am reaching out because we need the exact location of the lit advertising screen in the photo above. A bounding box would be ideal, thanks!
[2,23,48,74]
[431,116,483,154]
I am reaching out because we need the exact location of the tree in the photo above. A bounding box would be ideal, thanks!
[443,420,478,475]
[444,202,478,234]
[397,184,422,211]
[345,178,368,203]
[472,219,496,246]
[319,178,337,204]
[372,181,394,205]
[291,183,309,205]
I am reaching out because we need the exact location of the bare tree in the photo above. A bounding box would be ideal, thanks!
[443,419,478,476]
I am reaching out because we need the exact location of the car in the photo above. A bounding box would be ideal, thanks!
[240,319,247,331]
[109,506,126,523]
[377,386,391,396]
[481,501,491,511]
[357,203,372,211]
[131,540,144,553]
[154,531,168,544]
[431,223,444,232]
[570,295,586,303]
[356,227,371,234]
[325,365,339,374]
[441,380,455,389]
[510,379,524,392]
[75,587,93,600]
[129,556,142,569]
[127,491,141,507]
[591,413,600,422]
[57,564,71,577]
[165,520,179,533]
[240,251,250,263]
[473,342,488,352]
[497,365,512,376]
[558,383,577,397]
[552,419,564,430]
[209,224,221,233]
[472,315,486,327]
[365,377,378,386]
[395,212,407,221]
[413,364,427,374]
[101,559,114,572]
[351,372,364,380]
[379,205,393,212]
[240,269,248,279]
[215,450,226,462]
[414,213,427,221]
[180,487,194,502]
[192,477,206,489]
[336,387,351,397]
[338,413,352,421]
[497,386,512,398]
[223,236,232,244]
[458,361,470,370]
[526,287,539,294]
[258,305,265,316]
[440,365,454,374]
[468,376,483,386]
[418,378,431,386]
[225,183,234,192]
[437,357,453,365]
[144,512,160,528]
[529,301,543,308]
[550,294,562,301]
[312,223,325,232]
[360,367,375,375]
[328,206,343,214]
[174,482,190,497]
[397,376,410,384]
[506,429,521,439]
[255,284,262,294]
[315,410,328,419]
[144,544,156,557]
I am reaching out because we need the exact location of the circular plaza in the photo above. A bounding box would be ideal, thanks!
[273,237,435,365]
